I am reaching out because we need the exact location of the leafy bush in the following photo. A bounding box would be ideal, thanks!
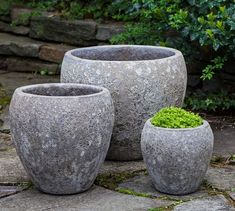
[111,0,235,80]
[2,0,234,80]
[151,107,203,128]
[184,90,235,111]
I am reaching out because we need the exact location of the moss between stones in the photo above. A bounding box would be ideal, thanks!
[147,199,184,211]
[95,171,145,190]
[151,107,203,128]
[0,85,11,109]
[116,187,151,198]
[97,171,235,210]
[17,181,34,190]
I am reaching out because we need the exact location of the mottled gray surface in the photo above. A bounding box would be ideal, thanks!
[173,195,235,211]
[0,186,173,211]
[61,45,187,161]
[118,174,209,201]
[10,83,114,194]
[205,166,235,191]
[141,120,214,195]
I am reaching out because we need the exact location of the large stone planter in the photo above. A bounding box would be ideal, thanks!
[10,83,114,195]
[141,119,214,195]
[61,45,187,161]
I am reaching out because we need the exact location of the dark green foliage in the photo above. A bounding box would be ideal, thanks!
[110,0,235,80]
[151,107,203,128]
[0,0,20,15]
[11,11,40,26]
[2,0,234,80]
[184,90,235,111]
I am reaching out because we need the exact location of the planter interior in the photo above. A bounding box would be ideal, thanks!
[21,84,103,97]
[71,46,175,61]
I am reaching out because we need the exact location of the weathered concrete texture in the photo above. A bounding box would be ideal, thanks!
[61,45,187,161]
[173,195,235,211]
[0,33,42,57]
[30,16,98,46]
[118,174,209,201]
[0,186,23,198]
[39,44,75,63]
[96,23,124,41]
[0,186,173,211]
[4,57,59,74]
[141,120,213,195]
[205,166,235,191]
[10,83,114,194]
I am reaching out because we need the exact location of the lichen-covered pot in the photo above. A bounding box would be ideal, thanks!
[61,45,187,161]
[141,119,214,195]
[10,83,114,195]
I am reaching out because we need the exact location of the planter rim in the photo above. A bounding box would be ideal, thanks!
[65,45,182,63]
[145,119,209,131]
[14,83,108,99]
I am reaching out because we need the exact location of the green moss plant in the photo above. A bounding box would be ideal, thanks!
[151,107,203,129]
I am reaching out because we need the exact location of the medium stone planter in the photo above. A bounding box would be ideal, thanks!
[10,83,114,195]
[141,119,214,195]
[61,45,187,161]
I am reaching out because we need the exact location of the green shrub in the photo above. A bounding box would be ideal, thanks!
[111,0,235,80]
[184,90,235,111]
[151,107,203,128]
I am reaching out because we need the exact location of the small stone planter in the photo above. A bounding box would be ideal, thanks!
[10,83,114,195]
[141,119,214,195]
[61,45,187,161]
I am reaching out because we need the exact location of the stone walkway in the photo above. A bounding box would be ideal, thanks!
[0,132,235,210]
[0,71,235,210]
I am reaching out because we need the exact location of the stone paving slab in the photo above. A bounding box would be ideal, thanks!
[0,186,22,198]
[213,128,235,158]
[118,174,209,201]
[205,166,235,191]
[228,191,235,201]
[0,149,29,183]
[0,71,59,96]
[0,148,145,184]
[173,195,235,211]
[0,132,146,183]
[0,133,12,151]
[100,160,146,175]
[0,186,173,211]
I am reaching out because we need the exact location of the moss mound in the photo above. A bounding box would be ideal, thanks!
[150,107,203,128]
